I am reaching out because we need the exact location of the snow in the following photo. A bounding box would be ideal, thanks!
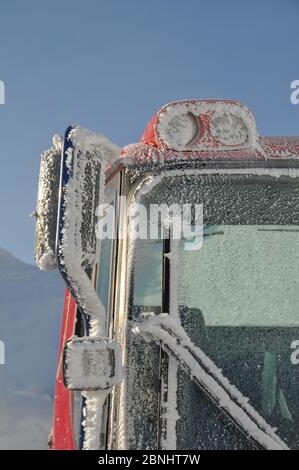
[161,359,179,450]
[81,391,107,450]
[69,127,120,164]
[38,250,56,271]
[133,313,288,450]
[35,136,62,271]
[0,248,64,449]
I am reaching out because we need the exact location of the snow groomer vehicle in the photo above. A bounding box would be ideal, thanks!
[34,99,299,450]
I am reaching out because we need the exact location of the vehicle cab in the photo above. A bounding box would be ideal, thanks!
[34,99,299,450]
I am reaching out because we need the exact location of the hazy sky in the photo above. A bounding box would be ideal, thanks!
[0,0,298,263]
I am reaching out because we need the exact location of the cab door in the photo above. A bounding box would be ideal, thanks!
[111,167,299,450]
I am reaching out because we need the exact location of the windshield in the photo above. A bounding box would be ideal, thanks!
[179,224,299,327]
[130,171,299,449]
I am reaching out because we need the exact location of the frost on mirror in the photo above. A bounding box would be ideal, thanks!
[34,137,62,271]
[137,172,299,449]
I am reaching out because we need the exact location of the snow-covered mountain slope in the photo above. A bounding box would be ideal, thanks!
[0,248,64,449]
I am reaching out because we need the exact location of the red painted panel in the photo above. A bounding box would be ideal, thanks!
[50,289,77,450]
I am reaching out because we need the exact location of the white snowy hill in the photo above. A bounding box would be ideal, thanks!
[0,248,64,449]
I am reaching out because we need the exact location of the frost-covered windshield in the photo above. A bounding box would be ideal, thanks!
[178,225,299,327]
[132,171,299,449]
[176,225,299,449]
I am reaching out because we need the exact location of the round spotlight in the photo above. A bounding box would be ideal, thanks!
[211,113,248,146]
[160,112,199,150]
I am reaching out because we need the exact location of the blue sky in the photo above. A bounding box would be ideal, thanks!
[0,0,298,264]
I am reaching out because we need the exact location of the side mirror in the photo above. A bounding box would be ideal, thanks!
[56,126,120,334]
[57,125,103,271]
[34,125,120,335]
[34,127,121,448]
[63,337,123,390]
[34,135,62,271]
